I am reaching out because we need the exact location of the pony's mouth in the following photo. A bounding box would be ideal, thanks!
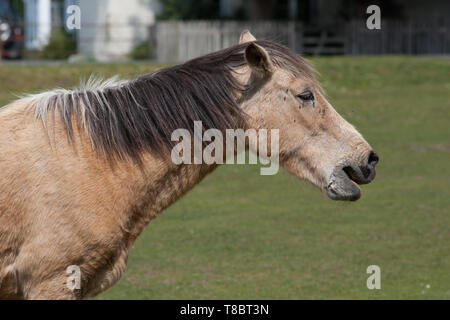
[325,167,362,201]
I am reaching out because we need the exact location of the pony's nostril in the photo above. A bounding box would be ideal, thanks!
[368,151,379,167]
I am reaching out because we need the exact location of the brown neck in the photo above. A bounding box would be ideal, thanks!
[114,156,218,244]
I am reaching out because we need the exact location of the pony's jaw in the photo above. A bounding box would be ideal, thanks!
[325,167,362,201]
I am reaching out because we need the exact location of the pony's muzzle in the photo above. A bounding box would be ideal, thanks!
[343,150,379,185]
[326,150,379,201]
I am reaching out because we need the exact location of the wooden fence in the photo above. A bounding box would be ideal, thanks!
[348,20,450,55]
[151,20,450,62]
[152,21,302,62]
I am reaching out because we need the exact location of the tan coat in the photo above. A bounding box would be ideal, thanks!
[0,31,377,299]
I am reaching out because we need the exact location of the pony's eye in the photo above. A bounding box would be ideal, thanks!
[297,90,314,101]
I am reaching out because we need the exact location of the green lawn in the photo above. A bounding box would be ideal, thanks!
[0,56,448,299]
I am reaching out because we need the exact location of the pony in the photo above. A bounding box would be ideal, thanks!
[0,30,378,299]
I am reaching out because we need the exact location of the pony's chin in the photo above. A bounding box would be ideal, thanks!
[325,169,362,201]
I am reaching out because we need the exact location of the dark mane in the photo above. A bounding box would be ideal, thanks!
[29,40,316,163]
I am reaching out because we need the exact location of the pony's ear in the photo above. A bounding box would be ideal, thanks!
[244,43,274,76]
[239,30,256,44]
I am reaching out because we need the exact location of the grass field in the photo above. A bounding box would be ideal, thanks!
[0,56,448,299]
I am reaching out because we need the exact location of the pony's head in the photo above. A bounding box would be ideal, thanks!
[238,31,379,201]
[28,29,377,201]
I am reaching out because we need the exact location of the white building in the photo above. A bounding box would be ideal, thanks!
[77,0,160,61]
[23,0,52,49]
[23,0,160,60]
[23,0,83,50]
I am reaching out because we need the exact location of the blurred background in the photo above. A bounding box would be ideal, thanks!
[0,0,449,62]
